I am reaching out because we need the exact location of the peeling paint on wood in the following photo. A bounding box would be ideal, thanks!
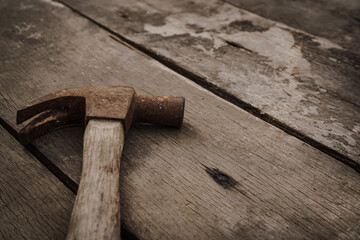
[225,0,360,55]
[59,0,360,162]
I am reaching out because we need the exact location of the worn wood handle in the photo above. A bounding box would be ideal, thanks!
[66,119,124,240]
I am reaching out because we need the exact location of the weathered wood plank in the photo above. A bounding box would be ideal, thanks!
[0,125,75,240]
[225,0,360,55]
[1,0,360,239]
[59,0,360,163]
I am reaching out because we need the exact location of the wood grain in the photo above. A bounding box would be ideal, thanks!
[225,0,360,55]
[67,119,124,240]
[1,0,360,239]
[0,125,74,240]
[59,0,360,163]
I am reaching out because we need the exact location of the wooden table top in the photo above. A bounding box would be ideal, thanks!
[1,0,359,239]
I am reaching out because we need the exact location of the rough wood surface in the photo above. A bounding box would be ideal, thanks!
[1,0,360,239]
[0,125,75,240]
[66,120,124,240]
[225,0,360,55]
[59,0,360,163]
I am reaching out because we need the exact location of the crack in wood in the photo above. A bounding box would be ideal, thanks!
[225,40,254,53]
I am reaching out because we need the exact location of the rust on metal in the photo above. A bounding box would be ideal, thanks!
[17,85,185,144]
[135,95,185,128]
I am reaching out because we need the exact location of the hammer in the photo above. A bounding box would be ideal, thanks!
[16,85,185,240]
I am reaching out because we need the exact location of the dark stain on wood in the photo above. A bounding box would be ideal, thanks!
[204,166,238,189]
[186,23,205,33]
[115,7,167,33]
[229,20,269,32]
[182,1,221,17]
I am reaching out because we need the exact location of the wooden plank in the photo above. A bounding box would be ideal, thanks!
[58,0,360,163]
[1,0,360,239]
[225,0,360,55]
[0,125,74,240]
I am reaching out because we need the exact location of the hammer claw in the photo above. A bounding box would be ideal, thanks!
[17,96,85,145]
[17,96,85,124]
[18,107,84,145]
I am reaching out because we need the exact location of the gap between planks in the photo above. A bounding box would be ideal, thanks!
[0,117,78,194]
[54,0,360,173]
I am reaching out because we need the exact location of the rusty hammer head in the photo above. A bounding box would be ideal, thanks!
[17,86,185,144]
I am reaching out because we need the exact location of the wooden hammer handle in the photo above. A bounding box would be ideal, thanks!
[66,119,124,240]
